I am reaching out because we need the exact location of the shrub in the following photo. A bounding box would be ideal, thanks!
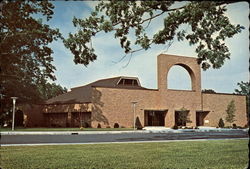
[135,117,143,130]
[172,125,178,129]
[218,118,225,128]
[83,122,90,128]
[232,123,237,129]
[195,126,199,129]
[106,126,111,128]
[114,123,119,128]
[97,123,101,128]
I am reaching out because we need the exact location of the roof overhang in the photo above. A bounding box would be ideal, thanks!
[144,109,168,112]
[175,109,190,113]
[196,110,210,113]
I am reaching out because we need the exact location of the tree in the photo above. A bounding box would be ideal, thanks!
[0,82,67,127]
[64,1,244,70]
[234,81,249,125]
[38,82,68,100]
[0,1,66,127]
[235,81,249,95]
[225,100,236,125]
[176,107,191,126]
[0,0,62,104]
[202,89,216,93]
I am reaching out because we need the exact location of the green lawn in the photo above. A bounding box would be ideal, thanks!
[1,139,248,169]
[0,127,134,132]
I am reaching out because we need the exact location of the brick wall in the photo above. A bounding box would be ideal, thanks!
[91,87,159,128]
[92,88,247,128]
[202,93,247,127]
[92,87,204,128]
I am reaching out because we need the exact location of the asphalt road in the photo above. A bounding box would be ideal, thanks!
[1,130,248,145]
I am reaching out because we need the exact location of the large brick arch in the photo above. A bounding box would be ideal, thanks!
[167,63,196,90]
[157,54,201,92]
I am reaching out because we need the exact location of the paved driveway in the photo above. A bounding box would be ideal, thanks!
[1,130,248,145]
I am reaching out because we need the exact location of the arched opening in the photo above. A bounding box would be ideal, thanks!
[167,65,192,90]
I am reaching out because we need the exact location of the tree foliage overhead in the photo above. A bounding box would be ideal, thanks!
[64,1,244,70]
[202,89,216,93]
[234,81,249,96]
[0,0,63,103]
[38,82,68,100]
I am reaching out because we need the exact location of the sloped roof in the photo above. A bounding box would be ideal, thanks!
[46,76,147,104]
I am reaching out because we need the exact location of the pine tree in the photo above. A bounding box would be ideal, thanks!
[225,100,236,125]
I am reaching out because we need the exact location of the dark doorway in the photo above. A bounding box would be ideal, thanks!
[196,111,209,126]
[71,112,91,127]
[144,110,166,126]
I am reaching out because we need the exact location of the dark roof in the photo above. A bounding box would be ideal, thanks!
[46,76,147,104]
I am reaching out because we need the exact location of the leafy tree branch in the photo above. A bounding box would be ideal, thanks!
[64,1,244,70]
[0,0,63,103]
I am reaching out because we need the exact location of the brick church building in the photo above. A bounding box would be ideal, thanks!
[22,54,247,128]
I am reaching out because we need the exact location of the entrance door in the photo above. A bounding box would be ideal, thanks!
[196,112,203,126]
[196,111,209,126]
[145,111,166,126]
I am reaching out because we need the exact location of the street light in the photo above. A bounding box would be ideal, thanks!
[131,101,137,131]
[11,97,18,131]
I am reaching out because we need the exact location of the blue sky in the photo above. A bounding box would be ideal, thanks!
[47,1,249,93]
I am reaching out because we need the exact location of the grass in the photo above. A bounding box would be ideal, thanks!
[1,139,248,169]
[0,127,134,132]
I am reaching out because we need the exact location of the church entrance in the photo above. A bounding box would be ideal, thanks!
[144,110,167,126]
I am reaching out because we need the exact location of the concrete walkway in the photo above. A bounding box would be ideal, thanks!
[1,127,248,135]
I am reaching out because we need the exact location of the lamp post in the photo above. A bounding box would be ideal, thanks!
[131,101,137,131]
[11,97,18,131]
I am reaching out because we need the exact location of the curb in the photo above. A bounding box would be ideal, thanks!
[1,128,248,135]
[1,130,146,135]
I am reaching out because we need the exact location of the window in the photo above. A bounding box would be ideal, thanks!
[118,78,139,86]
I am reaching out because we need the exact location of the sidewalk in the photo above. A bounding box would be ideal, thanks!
[1,130,145,135]
[1,127,248,135]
